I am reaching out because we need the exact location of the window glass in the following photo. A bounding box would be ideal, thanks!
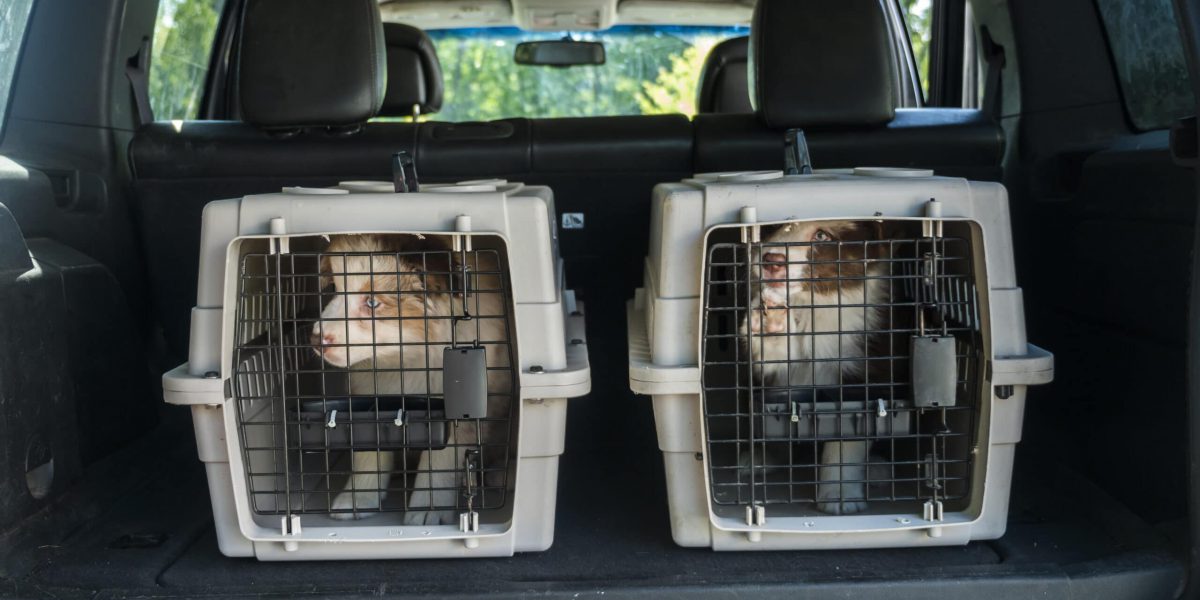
[0,0,36,138]
[900,0,932,99]
[424,25,746,122]
[1095,0,1195,130]
[150,0,225,120]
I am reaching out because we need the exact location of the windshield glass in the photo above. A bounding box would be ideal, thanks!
[423,25,747,121]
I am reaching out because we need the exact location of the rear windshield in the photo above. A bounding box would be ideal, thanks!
[421,25,746,122]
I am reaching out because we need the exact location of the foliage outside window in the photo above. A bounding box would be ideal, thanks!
[900,0,932,100]
[426,26,746,122]
[1095,0,1195,131]
[150,0,225,121]
[0,0,36,137]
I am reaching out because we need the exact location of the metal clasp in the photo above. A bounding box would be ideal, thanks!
[459,449,481,534]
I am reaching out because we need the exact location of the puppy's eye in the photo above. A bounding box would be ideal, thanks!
[813,230,832,242]
[364,297,381,311]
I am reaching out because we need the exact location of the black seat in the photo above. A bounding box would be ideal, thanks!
[694,0,1004,179]
[129,0,688,356]
[130,0,1004,360]
[132,0,395,358]
[380,22,444,118]
[696,36,750,114]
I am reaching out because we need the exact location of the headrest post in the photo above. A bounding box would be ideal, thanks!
[784,129,813,175]
[392,152,419,193]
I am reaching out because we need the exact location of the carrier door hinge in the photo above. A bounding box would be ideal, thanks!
[923,499,945,539]
[739,207,760,243]
[281,515,302,536]
[746,504,766,527]
[922,198,943,238]
[268,217,289,255]
[280,515,302,552]
[923,499,944,523]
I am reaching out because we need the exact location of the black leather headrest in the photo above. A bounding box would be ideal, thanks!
[749,0,897,128]
[239,0,386,128]
[696,36,751,114]
[380,23,444,117]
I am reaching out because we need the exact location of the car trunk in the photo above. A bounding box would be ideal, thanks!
[0,284,1188,598]
[0,0,1198,597]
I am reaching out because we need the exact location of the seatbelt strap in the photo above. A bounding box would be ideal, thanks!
[126,37,154,126]
[980,26,1006,121]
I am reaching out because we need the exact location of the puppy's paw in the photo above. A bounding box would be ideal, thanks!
[402,509,457,526]
[749,306,788,334]
[816,498,868,515]
[404,484,459,526]
[329,491,384,519]
[815,483,867,515]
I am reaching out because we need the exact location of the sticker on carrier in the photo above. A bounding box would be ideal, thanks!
[701,219,982,519]
[232,233,516,527]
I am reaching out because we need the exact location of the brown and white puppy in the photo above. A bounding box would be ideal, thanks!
[740,220,888,515]
[311,234,510,525]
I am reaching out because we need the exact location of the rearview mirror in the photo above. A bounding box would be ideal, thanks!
[514,40,605,67]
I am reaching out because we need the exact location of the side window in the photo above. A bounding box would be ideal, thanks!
[1095,0,1195,131]
[0,0,36,139]
[900,0,990,109]
[900,0,932,100]
[149,0,225,120]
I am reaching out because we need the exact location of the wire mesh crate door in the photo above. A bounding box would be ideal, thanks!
[700,222,983,518]
[231,236,517,523]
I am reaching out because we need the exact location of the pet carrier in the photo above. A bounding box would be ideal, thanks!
[163,178,590,560]
[628,168,1053,550]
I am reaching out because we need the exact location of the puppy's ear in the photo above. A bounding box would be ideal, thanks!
[869,220,885,241]
[409,250,458,293]
[760,224,786,240]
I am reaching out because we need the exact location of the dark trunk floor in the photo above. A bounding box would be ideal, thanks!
[0,304,1188,599]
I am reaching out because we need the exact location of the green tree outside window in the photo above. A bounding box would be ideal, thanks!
[149,0,224,121]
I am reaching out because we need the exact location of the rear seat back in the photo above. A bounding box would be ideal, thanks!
[693,111,1004,179]
[693,0,1004,179]
[131,0,1003,359]
[133,0,397,358]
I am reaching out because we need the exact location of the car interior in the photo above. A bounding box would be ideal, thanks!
[0,0,1198,597]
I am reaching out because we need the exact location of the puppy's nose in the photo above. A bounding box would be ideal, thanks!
[311,331,334,349]
[761,253,788,287]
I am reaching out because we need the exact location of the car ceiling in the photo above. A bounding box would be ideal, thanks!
[378,0,755,31]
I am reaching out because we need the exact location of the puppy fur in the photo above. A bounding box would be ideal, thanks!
[311,234,510,525]
[739,220,888,515]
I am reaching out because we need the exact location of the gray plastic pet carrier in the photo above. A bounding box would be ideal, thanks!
[164,179,590,560]
[628,168,1053,550]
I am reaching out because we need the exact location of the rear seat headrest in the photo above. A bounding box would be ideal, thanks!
[238,0,386,129]
[380,23,444,117]
[696,36,751,114]
[748,0,897,129]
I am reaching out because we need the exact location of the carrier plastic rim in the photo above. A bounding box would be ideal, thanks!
[852,167,935,178]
